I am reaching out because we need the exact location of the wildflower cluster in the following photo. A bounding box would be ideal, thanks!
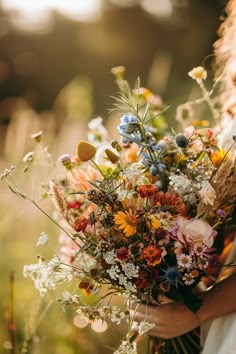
[2,66,236,354]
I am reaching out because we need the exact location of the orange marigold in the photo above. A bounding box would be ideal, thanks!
[142,245,162,266]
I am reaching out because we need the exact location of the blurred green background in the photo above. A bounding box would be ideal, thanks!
[0,0,226,353]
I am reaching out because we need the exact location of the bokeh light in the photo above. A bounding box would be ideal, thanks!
[91,320,108,333]
[141,0,173,18]
[1,0,102,31]
[73,315,89,329]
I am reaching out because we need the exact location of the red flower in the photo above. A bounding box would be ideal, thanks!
[206,254,221,277]
[73,217,89,232]
[153,191,186,214]
[116,247,129,261]
[67,200,82,209]
[137,184,158,198]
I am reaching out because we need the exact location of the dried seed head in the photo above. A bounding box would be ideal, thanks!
[77,141,97,162]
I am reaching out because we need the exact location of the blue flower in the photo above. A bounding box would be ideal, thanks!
[120,114,138,124]
[161,266,182,287]
[118,114,139,135]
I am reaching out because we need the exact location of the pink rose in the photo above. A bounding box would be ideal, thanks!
[198,183,216,206]
[176,216,217,248]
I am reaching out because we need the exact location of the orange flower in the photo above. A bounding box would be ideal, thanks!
[211,148,227,166]
[114,209,137,237]
[142,245,162,266]
[124,143,139,163]
[137,184,158,198]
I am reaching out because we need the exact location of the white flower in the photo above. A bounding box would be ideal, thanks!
[177,254,192,269]
[62,291,80,304]
[107,265,120,280]
[169,173,192,195]
[138,320,155,334]
[36,232,49,247]
[122,163,145,179]
[77,306,102,323]
[110,309,126,324]
[114,340,137,354]
[87,117,108,145]
[124,282,137,294]
[23,151,34,163]
[104,250,117,265]
[121,263,139,279]
[116,190,133,201]
[183,273,195,286]
[24,257,73,296]
[188,66,207,82]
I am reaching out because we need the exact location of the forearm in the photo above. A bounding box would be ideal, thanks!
[197,273,236,324]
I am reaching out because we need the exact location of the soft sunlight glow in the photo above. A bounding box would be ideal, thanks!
[53,0,102,22]
[110,0,137,7]
[141,0,173,18]
[1,0,102,31]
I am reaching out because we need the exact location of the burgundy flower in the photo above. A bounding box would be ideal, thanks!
[116,247,129,261]
[135,270,150,290]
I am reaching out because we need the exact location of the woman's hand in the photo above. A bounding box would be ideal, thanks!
[132,273,236,339]
[131,301,200,339]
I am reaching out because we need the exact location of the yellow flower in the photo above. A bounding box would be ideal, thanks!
[192,119,210,127]
[114,209,137,237]
[150,216,161,230]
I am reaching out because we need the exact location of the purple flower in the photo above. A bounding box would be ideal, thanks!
[216,209,226,218]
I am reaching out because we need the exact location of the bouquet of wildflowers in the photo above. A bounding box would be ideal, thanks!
[2,66,236,354]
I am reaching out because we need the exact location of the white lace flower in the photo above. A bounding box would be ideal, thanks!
[104,250,117,265]
[121,263,139,279]
[114,340,137,354]
[138,320,155,334]
[122,163,144,179]
[107,265,120,280]
[117,190,133,201]
[24,257,73,296]
[169,173,192,195]
[62,291,80,304]
[124,282,137,294]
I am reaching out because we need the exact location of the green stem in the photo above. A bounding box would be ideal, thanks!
[9,272,15,354]
[146,336,151,354]
[31,199,79,246]
[90,159,105,178]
